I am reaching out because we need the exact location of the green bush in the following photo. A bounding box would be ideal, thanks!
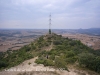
[65,51,75,58]
[78,53,100,73]
[55,57,69,71]
[78,53,95,67]
[28,62,31,65]
[44,59,54,66]
[0,61,8,68]
[49,55,55,60]
[53,40,62,45]
[35,59,44,64]
[66,56,77,64]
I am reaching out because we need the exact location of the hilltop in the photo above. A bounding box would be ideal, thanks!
[0,33,100,75]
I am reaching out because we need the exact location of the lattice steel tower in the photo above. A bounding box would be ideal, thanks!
[49,13,51,34]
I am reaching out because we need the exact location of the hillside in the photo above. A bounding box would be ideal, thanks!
[0,33,100,75]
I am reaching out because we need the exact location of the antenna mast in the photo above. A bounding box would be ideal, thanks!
[49,13,51,34]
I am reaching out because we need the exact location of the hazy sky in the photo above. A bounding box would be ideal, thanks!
[0,0,100,29]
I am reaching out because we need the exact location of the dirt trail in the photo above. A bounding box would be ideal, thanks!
[41,40,53,51]
[0,56,99,75]
[45,42,53,51]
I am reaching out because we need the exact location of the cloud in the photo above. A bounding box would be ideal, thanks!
[0,0,100,29]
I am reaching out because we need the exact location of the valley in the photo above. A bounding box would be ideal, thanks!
[0,29,100,52]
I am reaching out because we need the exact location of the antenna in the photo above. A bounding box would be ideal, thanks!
[49,13,51,34]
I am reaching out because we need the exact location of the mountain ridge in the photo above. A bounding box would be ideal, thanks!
[0,33,100,75]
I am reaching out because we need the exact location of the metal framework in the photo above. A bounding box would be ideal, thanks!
[49,13,51,34]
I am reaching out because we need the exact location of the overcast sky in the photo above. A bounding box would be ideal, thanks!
[0,0,100,29]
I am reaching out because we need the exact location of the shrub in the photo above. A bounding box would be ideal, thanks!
[28,62,31,65]
[44,59,54,66]
[49,55,55,60]
[0,61,8,68]
[66,56,77,64]
[55,57,69,71]
[78,53,95,67]
[35,58,44,64]
[53,40,62,45]
[65,51,75,58]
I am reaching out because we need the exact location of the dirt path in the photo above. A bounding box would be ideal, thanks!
[0,57,57,75]
[0,57,99,75]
